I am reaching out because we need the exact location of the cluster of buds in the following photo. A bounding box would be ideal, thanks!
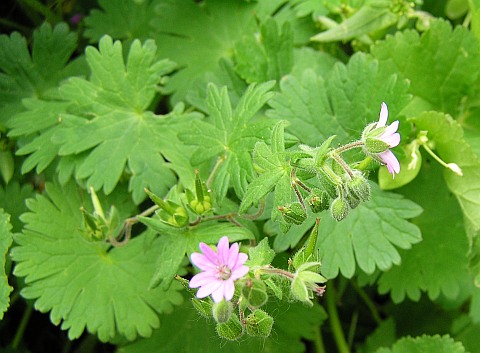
[278,102,400,224]
[144,170,213,229]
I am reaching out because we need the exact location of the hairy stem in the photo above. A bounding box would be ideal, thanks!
[326,287,350,353]
[334,141,365,154]
[329,152,354,179]
[206,156,225,188]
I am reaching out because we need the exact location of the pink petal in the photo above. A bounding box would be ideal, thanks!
[234,253,248,270]
[196,280,222,299]
[376,102,388,128]
[199,242,218,264]
[190,253,216,271]
[383,132,400,148]
[217,236,230,265]
[223,279,235,301]
[211,283,227,303]
[227,242,239,269]
[189,271,218,288]
[230,265,249,281]
[379,150,400,176]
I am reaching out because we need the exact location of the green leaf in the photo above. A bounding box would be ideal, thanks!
[151,0,258,104]
[0,22,82,126]
[234,18,294,83]
[377,160,470,303]
[374,334,467,353]
[84,0,161,42]
[247,238,276,267]
[118,299,326,353]
[239,121,293,227]
[44,36,198,203]
[0,209,12,320]
[379,142,422,190]
[311,1,398,43]
[0,181,34,232]
[267,52,410,146]
[10,181,183,341]
[410,112,480,242]
[316,183,422,279]
[371,19,480,115]
[180,81,276,203]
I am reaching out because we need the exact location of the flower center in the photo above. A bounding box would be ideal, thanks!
[216,265,232,280]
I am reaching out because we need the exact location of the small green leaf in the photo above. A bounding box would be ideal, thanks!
[374,334,467,353]
[0,209,13,320]
[311,1,398,43]
[247,238,276,267]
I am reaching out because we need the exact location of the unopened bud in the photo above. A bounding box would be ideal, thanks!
[242,279,268,308]
[330,196,349,221]
[306,189,330,213]
[212,300,233,323]
[346,175,371,202]
[245,309,274,337]
[216,314,243,341]
[278,203,307,225]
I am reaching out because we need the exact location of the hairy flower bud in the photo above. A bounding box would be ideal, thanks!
[245,309,274,337]
[330,196,349,221]
[216,314,243,341]
[278,203,307,225]
[212,300,233,323]
[346,174,371,202]
[306,189,330,213]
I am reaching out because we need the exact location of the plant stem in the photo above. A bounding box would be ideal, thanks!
[313,327,327,353]
[350,280,382,324]
[329,152,354,179]
[334,141,365,154]
[12,303,33,349]
[206,156,225,188]
[326,287,350,353]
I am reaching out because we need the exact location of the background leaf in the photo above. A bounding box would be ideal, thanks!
[374,334,467,353]
[0,209,12,320]
[10,181,183,341]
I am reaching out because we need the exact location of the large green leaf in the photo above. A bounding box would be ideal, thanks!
[10,181,183,341]
[315,183,422,279]
[377,160,470,303]
[371,19,480,115]
[267,52,410,146]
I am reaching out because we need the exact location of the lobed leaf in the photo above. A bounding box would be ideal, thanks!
[0,209,12,320]
[374,334,467,353]
[11,181,183,341]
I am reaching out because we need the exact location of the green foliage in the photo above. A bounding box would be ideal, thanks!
[371,19,480,115]
[316,183,422,279]
[118,299,326,353]
[374,334,467,353]
[0,22,83,126]
[0,209,12,320]
[267,52,411,146]
[10,181,183,341]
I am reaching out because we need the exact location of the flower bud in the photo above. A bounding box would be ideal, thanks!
[212,300,233,323]
[191,298,212,320]
[245,309,274,337]
[306,189,330,213]
[364,137,391,154]
[216,313,243,341]
[242,278,268,308]
[330,196,349,221]
[316,168,339,199]
[278,203,307,225]
[346,175,371,202]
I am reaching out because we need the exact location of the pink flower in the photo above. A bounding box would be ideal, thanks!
[376,103,400,176]
[362,102,401,177]
[189,236,249,303]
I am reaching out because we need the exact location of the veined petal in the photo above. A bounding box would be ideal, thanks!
[227,242,239,269]
[234,253,248,270]
[196,280,222,299]
[230,265,249,281]
[191,253,216,271]
[376,102,388,128]
[199,242,218,264]
[211,283,227,303]
[217,236,230,265]
[379,150,400,176]
[223,279,235,301]
[189,271,218,288]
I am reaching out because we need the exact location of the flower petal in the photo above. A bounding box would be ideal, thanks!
[189,271,218,288]
[233,253,248,270]
[190,253,216,271]
[211,283,227,303]
[196,280,222,299]
[376,102,388,128]
[230,265,249,281]
[223,279,235,301]
[199,242,218,264]
[217,236,230,265]
[379,150,400,176]
[227,242,239,269]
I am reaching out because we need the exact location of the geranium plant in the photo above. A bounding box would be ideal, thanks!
[1,0,480,353]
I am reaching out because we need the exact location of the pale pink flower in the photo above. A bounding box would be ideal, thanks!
[189,236,249,303]
[362,102,401,176]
